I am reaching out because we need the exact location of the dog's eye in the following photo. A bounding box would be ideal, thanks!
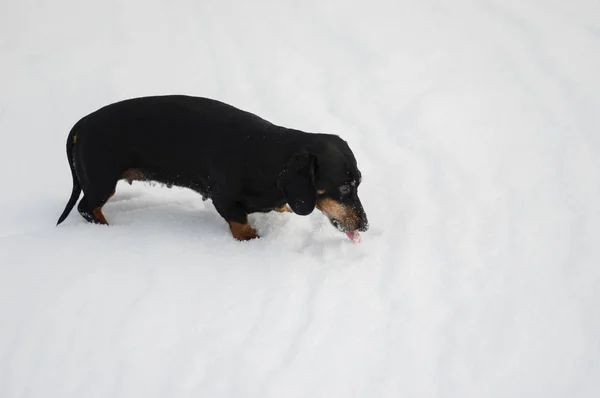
[339,184,351,195]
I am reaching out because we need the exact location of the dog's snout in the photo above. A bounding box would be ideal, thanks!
[358,218,369,232]
[352,202,369,232]
[357,212,369,231]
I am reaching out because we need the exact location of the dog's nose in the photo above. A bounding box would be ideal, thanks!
[352,201,368,232]
[358,217,369,232]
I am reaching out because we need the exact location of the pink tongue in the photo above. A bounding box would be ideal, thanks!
[345,231,362,243]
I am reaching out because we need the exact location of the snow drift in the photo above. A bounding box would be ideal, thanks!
[1,0,599,397]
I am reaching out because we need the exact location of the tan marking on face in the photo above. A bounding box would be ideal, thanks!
[228,220,259,241]
[316,198,360,231]
[93,207,109,225]
[121,168,148,185]
[317,189,326,195]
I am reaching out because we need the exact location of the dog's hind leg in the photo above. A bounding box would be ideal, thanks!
[77,196,97,223]
[77,183,117,225]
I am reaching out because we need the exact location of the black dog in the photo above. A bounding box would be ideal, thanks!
[57,95,368,241]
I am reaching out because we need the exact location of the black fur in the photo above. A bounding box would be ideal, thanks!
[57,95,368,239]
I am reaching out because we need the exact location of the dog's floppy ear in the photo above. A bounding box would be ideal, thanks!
[278,151,317,216]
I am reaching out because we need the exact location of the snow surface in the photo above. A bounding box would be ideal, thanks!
[1,0,600,397]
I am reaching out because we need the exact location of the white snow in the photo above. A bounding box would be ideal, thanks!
[1,0,600,397]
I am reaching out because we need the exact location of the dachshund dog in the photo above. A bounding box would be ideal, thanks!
[57,96,368,241]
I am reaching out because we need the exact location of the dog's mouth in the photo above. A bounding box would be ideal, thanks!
[330,217,368,232]
[330,218,364,243]
[317,198,368,243]
[330,218,345,232]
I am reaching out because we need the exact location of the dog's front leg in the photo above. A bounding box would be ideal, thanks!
[228,218,259,241]
[213,201,259,241]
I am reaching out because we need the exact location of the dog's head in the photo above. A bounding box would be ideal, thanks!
[278,134,369,235]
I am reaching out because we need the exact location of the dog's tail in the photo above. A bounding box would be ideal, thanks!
[56,118,85,225]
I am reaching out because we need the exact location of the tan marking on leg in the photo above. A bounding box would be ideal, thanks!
[228,220,259,241]
[93,207,109,225]
[275,204,292,213]
[316,198,359,230]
